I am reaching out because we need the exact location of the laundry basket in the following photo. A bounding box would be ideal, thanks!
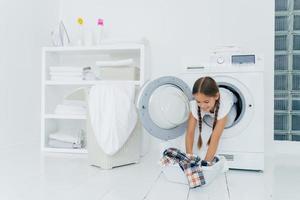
[86,117,141,169]
[86,88,141,170]
[161,156,228,186]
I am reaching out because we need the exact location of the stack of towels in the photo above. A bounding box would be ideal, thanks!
[48,129,85,149]
[49,66,85,81]
[94,58,138,80]
[54,100,87,115]
[95,58,134,67]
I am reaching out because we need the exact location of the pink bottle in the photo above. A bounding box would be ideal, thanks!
[96,18,104,45]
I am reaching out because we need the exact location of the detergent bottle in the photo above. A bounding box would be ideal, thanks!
[95,18,104,45]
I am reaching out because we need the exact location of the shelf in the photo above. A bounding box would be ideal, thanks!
[45,80,140,85]
[43,44,144,52]
[41,42,146,154]
[44,114,87,119]
[43,147,87,154]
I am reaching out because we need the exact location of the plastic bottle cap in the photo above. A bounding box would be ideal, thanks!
[97,19,104,26]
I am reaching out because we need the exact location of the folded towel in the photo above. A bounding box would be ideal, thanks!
[62,100,86,107]
[51,76,83,81]
[50,72,83,76]
[49,66,85,72]
[83,71,97,80]
[95,58,134,67]
[48,139,82,149]
[49,129,84,144]
[54,104,87,115]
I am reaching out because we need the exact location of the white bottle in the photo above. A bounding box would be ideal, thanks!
[77,18,84,46]
[84,29,93,46]
[77,26,84,46]
[95,18,104,45]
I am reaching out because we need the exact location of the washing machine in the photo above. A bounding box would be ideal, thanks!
[137,52,264,171]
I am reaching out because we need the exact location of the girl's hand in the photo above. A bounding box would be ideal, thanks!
[186,153,194,159]
[201,160,212,166]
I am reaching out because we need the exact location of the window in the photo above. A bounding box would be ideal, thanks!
[275,0,300,141]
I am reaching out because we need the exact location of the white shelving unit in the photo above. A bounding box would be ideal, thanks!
[41,43,148,153]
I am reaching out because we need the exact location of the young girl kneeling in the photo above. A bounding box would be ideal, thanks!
[185,76,237,166]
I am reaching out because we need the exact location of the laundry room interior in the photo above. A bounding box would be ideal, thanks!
[1,0,299,199]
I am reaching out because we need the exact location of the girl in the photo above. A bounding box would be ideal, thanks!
[185,76,237,166]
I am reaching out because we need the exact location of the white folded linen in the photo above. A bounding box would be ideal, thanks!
[48,129,84,144]
[88,82,137,155]
[54,104,86,115]
[50,72,83,76]
[49,66,85,72]
[83,72,97,80]
[48,139,82,149]
[161,155,228,187]
[62,100,86,107]
[51,76,83,81]
[201,156,229,186]
[95,58,134,67]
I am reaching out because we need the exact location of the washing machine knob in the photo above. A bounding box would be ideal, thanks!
[217,56,225,64]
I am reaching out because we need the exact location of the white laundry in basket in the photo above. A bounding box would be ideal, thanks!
[88,82,137,155]
[161,156,228,187]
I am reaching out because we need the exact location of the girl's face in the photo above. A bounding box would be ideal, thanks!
[194,93,219,113]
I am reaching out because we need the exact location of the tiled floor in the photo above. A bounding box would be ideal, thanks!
[0,140,300,200]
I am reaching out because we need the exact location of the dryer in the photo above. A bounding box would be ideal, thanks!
[137,52,264,171]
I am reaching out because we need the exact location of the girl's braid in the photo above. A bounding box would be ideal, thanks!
[197,106,203,149]
[207,99,220,145]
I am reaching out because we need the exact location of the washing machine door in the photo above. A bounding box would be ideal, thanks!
[137,76,193,140]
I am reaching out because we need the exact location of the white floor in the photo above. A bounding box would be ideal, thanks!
[1,140,300,200]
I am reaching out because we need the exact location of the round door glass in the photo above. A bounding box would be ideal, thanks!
[148,84,190,129]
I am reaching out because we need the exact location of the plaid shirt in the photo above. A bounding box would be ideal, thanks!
[159,148,206,188]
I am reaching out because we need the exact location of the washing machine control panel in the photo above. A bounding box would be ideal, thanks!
[209,52,263,71]
[231,54,255,65]
[210,53,257,65]
[181,47,264,73]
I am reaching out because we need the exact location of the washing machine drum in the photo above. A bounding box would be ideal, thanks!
[137,76,193,140]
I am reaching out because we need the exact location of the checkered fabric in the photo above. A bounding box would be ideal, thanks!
[201,156,219,166]
[159,148,206,188]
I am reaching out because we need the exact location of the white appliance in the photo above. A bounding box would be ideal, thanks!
[137,48,264,171]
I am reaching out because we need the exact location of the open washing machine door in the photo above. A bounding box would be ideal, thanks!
[137,76,193,141]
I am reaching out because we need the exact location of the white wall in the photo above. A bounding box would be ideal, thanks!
[0,0,276,157]
[0,0,59,146]
[59,0,274,155]
[55,0,274,154]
